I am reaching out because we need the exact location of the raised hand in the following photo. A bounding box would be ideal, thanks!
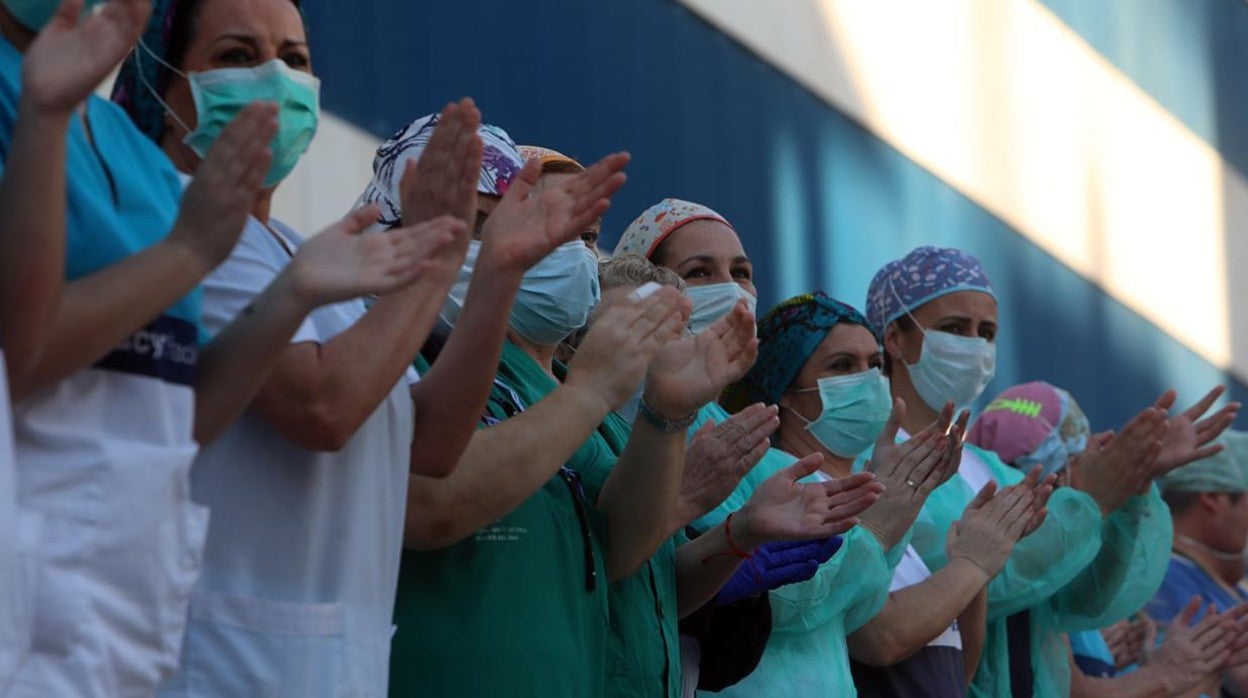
[1143,597,1237,696]
[856,399,954,548]
[398,98,482,228]
[1074,406,1166,515]
[643,299,757,422]
[714,537,843,606]
[285,205,466,306]
[168,103,276,273]
[564,285,687,415]
[1101,617,1150,670]
[945,478,1036,579]
[22,0,151,115]
[1153,387,1241,475]
[675,403,780,528]
[478,151,630,274]
[733,453,883,549]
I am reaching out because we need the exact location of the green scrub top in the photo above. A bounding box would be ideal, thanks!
[389,343,621,697]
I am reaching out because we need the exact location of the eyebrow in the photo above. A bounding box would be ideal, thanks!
[213,33,309,50]
[675,255,716,268]
[732,256,752,265]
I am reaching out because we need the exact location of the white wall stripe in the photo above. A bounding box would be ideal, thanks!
[680,0,1246,380]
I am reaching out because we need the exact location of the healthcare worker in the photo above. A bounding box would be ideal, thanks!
[570,252,884,698]
[864,245,1236,697]
[614,201,968,697]
[0,0,436,694]
[971,381,1247,697]
[114,3,633,692]
[384,132,766,695]
[1148,430,1248,695]
[718,291,1047,697]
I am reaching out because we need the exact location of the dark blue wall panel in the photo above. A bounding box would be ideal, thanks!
[303,0,1247,430]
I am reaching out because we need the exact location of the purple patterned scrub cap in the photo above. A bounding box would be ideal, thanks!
[865,246,996,334]
[355,114,523,230]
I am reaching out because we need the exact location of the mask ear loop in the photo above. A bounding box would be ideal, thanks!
[887,275,931,373]
[131,39,195,138]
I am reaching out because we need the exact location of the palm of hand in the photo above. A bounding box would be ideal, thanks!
[746,478,828,541]
[24,1,150,113]
[1156,417,1198,471]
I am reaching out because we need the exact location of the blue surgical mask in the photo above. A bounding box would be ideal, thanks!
[789,368,893,458]
[686,282,756,335]
[441,240,600,346]
[136,43,320,188]
[1017,428,1070,479]
[2,0,103,31]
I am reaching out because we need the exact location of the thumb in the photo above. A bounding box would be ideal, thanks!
[1142,617,1157,655]
[338,204,382,237]
[1177,595,1204,627]
[502,159,542,202]
[50,0,84,28]
[875,398,904,450]
[966,481,998,511]
[690,420,715,444]
[779,453,823,483]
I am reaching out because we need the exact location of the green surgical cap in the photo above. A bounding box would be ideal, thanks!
[1159,429,1248,494]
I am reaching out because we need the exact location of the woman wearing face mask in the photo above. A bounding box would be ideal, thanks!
[562,255,884,698]
[866,246,1233,697]
[0,0,439,694]
[708,292,1045,697]
[112,5,631,696]
[614,202,972,697]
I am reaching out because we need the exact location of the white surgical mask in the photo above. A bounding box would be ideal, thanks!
[891,281,996,412]
[686,282,756,335]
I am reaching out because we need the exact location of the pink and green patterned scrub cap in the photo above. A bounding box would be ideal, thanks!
[967,381,1091,477]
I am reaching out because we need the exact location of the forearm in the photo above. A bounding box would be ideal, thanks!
[251,273,452,450]
[598,418,687,582]
[10,236,211,400]
[409,263,522,477]
[961,588,987,683]
[0,100,68,374]
[848,559,990,666]
[193,271,312,444]
[404,383,610,549]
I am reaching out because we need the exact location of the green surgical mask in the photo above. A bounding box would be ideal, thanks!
[2,0,104,32]
[136,42,320,188]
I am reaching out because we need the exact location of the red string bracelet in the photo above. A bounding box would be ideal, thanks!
[700,512,754,565]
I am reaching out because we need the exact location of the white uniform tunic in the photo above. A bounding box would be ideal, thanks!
[158,218,417,697]
[0,351,39,694]
[1,35,209,694]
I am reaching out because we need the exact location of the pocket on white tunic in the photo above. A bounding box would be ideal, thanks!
[179,591,349,698]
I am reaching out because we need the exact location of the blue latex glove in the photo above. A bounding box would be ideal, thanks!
[714,536,844,606]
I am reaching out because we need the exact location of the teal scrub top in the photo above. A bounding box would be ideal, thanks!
[691,403,899,697]
[859,442,1171,698]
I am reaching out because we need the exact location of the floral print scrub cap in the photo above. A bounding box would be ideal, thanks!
[865,246,996,335]
[722,292,874,413]
[356,114,524,231]
[613,198,733,260]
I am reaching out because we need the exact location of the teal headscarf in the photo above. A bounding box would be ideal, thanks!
[724,291,874,412]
